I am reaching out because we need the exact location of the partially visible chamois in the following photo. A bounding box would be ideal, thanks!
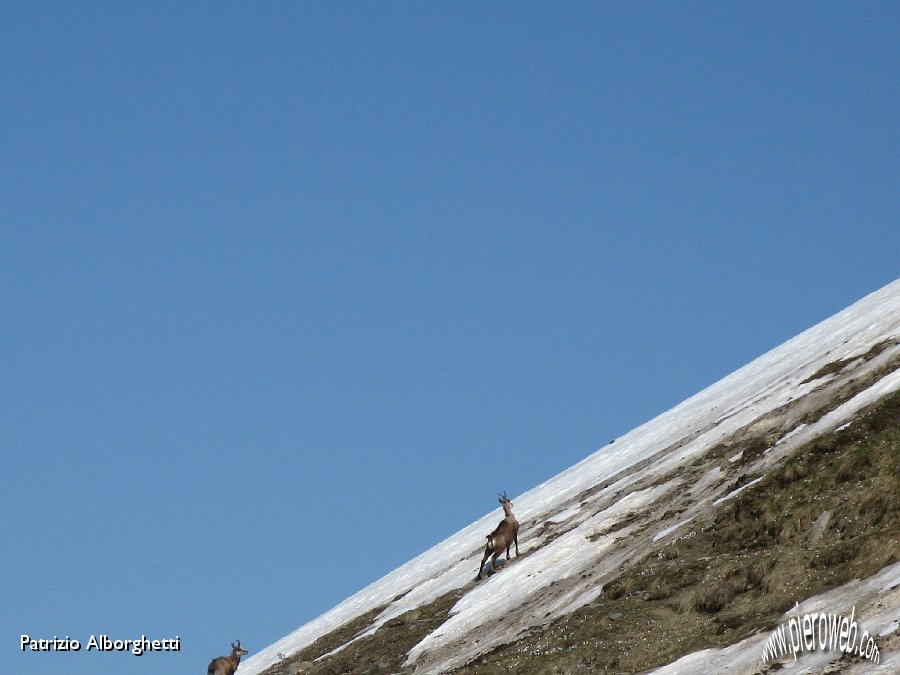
[207,640,248,675]
[477,491,520,579]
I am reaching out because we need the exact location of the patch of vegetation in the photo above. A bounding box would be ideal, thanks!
[260,590,463,675]
[733,436,771,467]
[454,390,900,674]
[800,340,893,385]
[691,559,772,614]
[801,358,856,384]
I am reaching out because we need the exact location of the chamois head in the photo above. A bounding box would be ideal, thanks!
[498,491,510,506]
[207,640,248,675]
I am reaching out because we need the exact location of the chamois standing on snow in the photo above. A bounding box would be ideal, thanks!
[207,640,248,675]
[477,491,520,579]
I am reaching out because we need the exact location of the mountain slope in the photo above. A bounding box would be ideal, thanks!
[238,280,900,675]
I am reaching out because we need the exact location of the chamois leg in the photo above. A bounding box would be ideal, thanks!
[514,533,519,556]
[477,548,491,580]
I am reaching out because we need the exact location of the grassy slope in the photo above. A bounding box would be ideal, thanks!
[260,388,900,675]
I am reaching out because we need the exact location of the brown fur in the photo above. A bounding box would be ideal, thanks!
[477,492,520,579]
[207,640,248,675]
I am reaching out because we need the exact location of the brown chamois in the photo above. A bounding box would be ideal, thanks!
[207,640,248,675]
[477,491,520,579]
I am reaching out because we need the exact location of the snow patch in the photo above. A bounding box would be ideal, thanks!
[652,517,695,543]
[546,504,581,524]
[712,476,763,506]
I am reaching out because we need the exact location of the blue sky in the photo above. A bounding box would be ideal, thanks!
[2,3,897,674]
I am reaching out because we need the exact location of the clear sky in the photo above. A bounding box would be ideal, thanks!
[1,3,897,674]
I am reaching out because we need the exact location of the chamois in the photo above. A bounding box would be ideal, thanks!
[207,640,248,675]
[477,491,520,579]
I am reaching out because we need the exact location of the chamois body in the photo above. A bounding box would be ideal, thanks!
[477,492,520,579]
[207,641,248,675]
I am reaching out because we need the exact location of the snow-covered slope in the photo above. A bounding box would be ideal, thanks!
[238,279,900,674]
